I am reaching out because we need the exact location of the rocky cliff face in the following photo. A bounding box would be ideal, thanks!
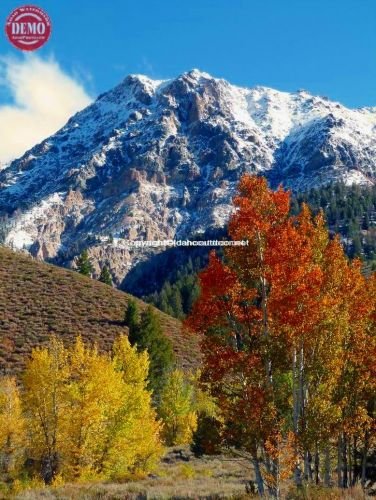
[1,70,376,284]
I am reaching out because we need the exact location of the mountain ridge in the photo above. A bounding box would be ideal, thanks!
[1,69,376,284]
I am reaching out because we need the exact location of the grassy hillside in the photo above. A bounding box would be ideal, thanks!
[0,247,200,375]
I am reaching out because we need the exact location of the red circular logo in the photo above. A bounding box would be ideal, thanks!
[5,5,51,51]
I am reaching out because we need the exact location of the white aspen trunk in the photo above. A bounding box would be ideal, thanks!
[348,439,352,487]
[338,434,344,488]
[257,231,280,498]
[256,231,273,386]
[298,347,305,427]
[252,456,265,496]
[297,345,307,486]
[361,431,368,488]
[324,446,331,486]
[343,435,348,488]
[264,454,276,497]
[260,275,272,385]
[293,348,303,487]
[352,436,357,486]
[274,457,281,500]
[314,447,320,484]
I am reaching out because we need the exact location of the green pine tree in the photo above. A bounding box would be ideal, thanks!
[130,305,174,398]
[76,249,93,277]
[158,290,171,316]
[124,299,140,342]
[170,287,184,319]
[352,233,363,258]
[99,265,113,286]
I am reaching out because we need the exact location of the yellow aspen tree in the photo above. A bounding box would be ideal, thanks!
[298,238,349,484]
[22,337,70,484]
[158,369,198,446]
[22,335,163,484]
[334,261,375,488]
[104,335,163,479]
[63,337,125,480]
[0,377,25,481]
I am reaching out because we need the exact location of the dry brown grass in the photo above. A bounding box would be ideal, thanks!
[285,482,369,499]
[13,448,373,499]
[0,247,201,375]
[14,447,255,499]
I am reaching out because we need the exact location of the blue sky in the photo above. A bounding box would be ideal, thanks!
[0,0,375,107]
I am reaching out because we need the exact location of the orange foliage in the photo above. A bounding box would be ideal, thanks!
[186,174,376,491]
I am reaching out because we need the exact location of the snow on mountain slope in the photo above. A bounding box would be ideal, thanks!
[0,69,375,284]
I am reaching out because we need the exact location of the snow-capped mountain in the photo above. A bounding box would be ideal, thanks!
[1,69,376,284]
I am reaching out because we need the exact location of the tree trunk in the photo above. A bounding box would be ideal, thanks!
[252,456,265,496]
[3,435,11,475]
[352,436,357,486]
[324,446,331,487]
[343,435,348,488]
[256,233,273,388]
[293,348,303,487]
[314,447,320,484]
[361,431,369,488]
[260,275,272,385]
[264,453,278,498]
[299,347,307,481]
[304,450,313,481]
[338,435,343,488]
[272,458,281,500]
[348,440,352,487]
[41,452,59,485]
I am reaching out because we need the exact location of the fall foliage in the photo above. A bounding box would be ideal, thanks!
[0,377,25,481]
[2,335,163,487]
[0,175,375,498]
[186,174,376,498]
[158,369,198,446]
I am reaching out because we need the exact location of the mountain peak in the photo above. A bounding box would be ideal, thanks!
[124,73,166,89]
[182,68,214,80]
[1,71,376,284]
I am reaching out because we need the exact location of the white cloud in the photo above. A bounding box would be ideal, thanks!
[0,55,92,165]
